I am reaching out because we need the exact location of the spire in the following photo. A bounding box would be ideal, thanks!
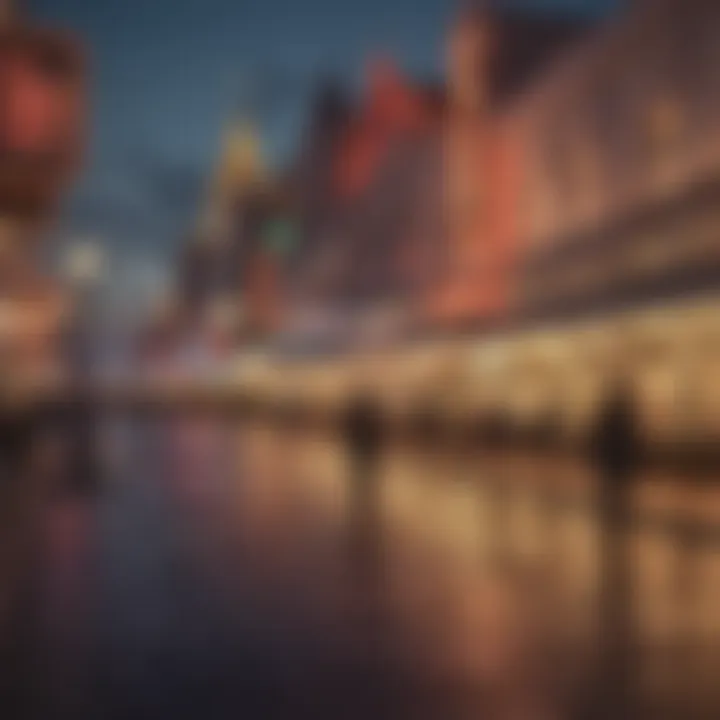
[197,119,267,241]
[217,118,266,196]
[447,0,495,113]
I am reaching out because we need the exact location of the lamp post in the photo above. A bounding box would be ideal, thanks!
[61,240,104,487]
[63,241,104,287]
[62,241,104,382]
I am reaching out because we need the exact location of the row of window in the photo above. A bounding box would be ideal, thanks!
[521,2,720,247]
[523,195,720,308]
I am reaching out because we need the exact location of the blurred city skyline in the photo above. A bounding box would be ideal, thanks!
[28,0,620,319]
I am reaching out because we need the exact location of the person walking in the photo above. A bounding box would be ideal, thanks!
[589,378,642,720]
[343,389,384,488]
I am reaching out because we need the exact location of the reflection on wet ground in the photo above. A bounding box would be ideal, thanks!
[2,415,720,719]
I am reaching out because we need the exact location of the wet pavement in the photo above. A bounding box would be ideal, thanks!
[2,415,720,719]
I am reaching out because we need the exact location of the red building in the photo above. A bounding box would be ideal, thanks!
[429,5,593,327]
[328,57,444,312]
[334,58,440,199]
[285,4,589,337]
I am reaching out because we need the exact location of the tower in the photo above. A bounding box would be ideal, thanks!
[213,120,265,210]
[435,3,510,322]
[444,3,495,273]
[199,119,265,242]
[447,2,494,115]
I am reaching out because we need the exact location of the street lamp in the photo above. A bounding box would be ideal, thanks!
[60,240,106,487]
[62,240,105,288]
[61,240,106,382]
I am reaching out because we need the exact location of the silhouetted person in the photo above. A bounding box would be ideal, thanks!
[343,391,387,673]
[588,382,642,720]
[484,409,514,448]
[591,384,641,492]
[65,395,97,490]
[411,399,440,444]
[343,391,383,487]
[0,405,35,481]
[61,315,99,492]
[343,391,384,567]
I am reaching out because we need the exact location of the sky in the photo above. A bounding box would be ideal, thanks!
[28,0,618,318]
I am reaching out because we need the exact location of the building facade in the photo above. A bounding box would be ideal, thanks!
[499,0,720,443]
[251,1,720,449]
[283,58,445,345]
[178,121,293,340]
[283,5,589,338]
[429,7,519,324]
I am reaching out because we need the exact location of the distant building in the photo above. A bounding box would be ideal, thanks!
[285,81,351,285]
[178,118,301,341]
[284,3,590,338]
[328,58,443,309]
[243,1,720,447]
[280,64,442,344]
